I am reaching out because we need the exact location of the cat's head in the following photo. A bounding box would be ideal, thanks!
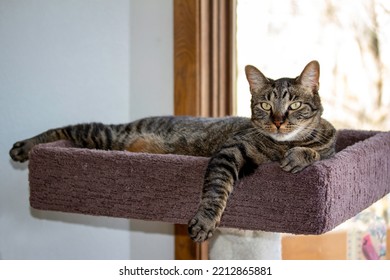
[245,60,323,142]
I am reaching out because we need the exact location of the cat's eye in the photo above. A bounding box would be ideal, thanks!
[289,102,302,110]
[260,102,272,111]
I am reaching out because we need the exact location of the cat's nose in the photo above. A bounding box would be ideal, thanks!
[272,114,285,129]
[273,120,283,129]
[271,112,287,129]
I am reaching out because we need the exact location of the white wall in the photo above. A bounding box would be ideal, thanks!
[130,0,173,120]
[0,0,173,259]
[129,0,174,259]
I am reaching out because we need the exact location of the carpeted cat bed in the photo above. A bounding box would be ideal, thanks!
[28,130,390,235]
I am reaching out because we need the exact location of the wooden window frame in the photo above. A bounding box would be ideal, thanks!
[173,0,236,260]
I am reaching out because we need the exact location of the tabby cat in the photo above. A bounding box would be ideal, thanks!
[10,60,336,242]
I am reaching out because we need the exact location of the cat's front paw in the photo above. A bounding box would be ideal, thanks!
[280,147,320,173]
[188,212,219,242]
[9,140,34,162]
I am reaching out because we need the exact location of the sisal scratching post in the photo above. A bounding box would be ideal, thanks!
[209,229,281,260]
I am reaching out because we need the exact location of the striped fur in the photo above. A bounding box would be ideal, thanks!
[10,61,336,242]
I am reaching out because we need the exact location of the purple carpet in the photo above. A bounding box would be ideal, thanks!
[28,130,390,234]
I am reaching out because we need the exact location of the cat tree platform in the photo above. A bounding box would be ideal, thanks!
[28,130,390,235]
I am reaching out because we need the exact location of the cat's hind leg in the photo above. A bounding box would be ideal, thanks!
[9,139,36,162]
[125,135,169,154]
[9,123,114,162]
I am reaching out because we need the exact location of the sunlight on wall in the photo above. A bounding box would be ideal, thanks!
[236,0,390,130]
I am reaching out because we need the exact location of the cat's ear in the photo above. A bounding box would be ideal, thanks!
[245,65,269,93]
[297,60,320,93]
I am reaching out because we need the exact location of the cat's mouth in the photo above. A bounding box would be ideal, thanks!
[270,129,302,142]
[252,119,303,142]
[267,123,304,142]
